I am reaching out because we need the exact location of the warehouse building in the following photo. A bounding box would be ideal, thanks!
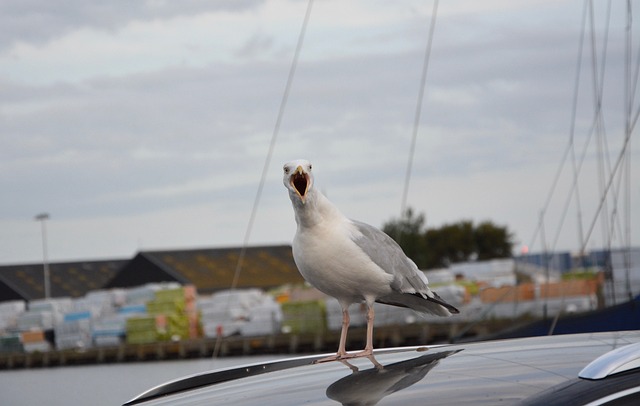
[0,245,302,302]
[105,245,303,294]
[0,260,126,302]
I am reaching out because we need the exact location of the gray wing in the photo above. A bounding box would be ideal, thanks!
[350,220,428,293]
[351,220,460,316]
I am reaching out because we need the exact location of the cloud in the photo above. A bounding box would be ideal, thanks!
[0,0,638,264]
[0,0,265,51]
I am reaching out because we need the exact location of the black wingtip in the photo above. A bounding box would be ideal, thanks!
[428,291,460,314]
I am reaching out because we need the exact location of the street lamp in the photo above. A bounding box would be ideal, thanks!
[35,213,51,299]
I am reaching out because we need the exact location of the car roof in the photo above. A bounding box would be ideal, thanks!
[125,331,640,406]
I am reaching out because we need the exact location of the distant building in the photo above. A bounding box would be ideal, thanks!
[105,245,303,295]
[0,245,303,303]
[1,245,637,307]
[449,258,517,287]
[0,260,127,302]
[516,248,640,306]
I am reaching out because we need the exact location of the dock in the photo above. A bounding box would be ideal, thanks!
[0,319,511,369]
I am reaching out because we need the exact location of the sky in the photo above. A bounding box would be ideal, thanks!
[1,0,639,265]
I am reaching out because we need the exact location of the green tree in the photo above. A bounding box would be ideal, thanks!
[424,221,475,267]
[382,208,514,269]
[382,208,428,268]
[474,221,513,260]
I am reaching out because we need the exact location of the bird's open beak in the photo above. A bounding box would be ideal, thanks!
[290,165,310,203]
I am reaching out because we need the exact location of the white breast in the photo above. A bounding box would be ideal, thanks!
[292,220,394,303]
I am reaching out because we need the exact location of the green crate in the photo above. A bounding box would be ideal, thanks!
[281,300,327,335]
[155,288,186,302]
[146,299,185,316]
[126,330,159,345]
[125,316,158,332]
[0,334,23,353]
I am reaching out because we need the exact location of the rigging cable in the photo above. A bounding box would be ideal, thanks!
[548,0,613,256]
[401,0,439,215]
[550,0,591,255]
[547,1,615,334]
[623,0,634,300]
[527,0,589,251]
[212,0,314,361]
[594,0,625,250]
[549,119,595,254]
[580,2,636,256]
[603,1,630,258]
[228,0,314,291]
[580,113,634,253]
[588,0,613,261]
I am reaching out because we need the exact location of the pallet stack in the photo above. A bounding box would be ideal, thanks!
[125,285,199,344]
[199,289,282,338]
[281,300,326,335]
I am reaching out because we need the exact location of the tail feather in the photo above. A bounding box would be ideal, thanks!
[376,291,459,317]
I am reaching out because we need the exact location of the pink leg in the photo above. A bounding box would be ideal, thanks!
[353,304,383,369]
[354,304,374,357]
[337,308,350,356]
[315,303,382,369]
[316,307,350,363]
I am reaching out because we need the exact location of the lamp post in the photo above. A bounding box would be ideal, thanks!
[35,213,51,299]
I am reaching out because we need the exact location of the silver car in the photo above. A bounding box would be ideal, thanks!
[125,331,640,405]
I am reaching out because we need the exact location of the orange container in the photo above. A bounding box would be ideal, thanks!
[21,330,45,344]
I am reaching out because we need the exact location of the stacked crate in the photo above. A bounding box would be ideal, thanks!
[55,289,122,350]
[124,284,169,344]
[199,289,278,338]
[146,285,199,341]
[325,299,366,331]
[125,315,167,344]
[239,295,283,336]
[93,304,146,347]
[199,290,253,338]
[21,330,51,353]
[55,311,93,350]
[281,300,326,335]
[0,301,26,334]
[0,302,26,353]
[16,297,73,352]
[125,285,199,344]
[0,333,22,353]
[18,297,72,333]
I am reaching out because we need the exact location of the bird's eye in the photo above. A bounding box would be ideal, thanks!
[308,164,312,171]
[284,166,290,174]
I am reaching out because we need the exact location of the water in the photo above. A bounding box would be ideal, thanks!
[0,355,290,406]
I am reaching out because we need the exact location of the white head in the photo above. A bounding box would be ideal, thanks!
[283,159,314,204]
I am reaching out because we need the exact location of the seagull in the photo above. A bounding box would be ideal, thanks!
[283,159,459,362]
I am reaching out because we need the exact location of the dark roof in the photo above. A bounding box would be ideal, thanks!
[0,260,128,301]
[106,245,303,294]
[0,245,303,302]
